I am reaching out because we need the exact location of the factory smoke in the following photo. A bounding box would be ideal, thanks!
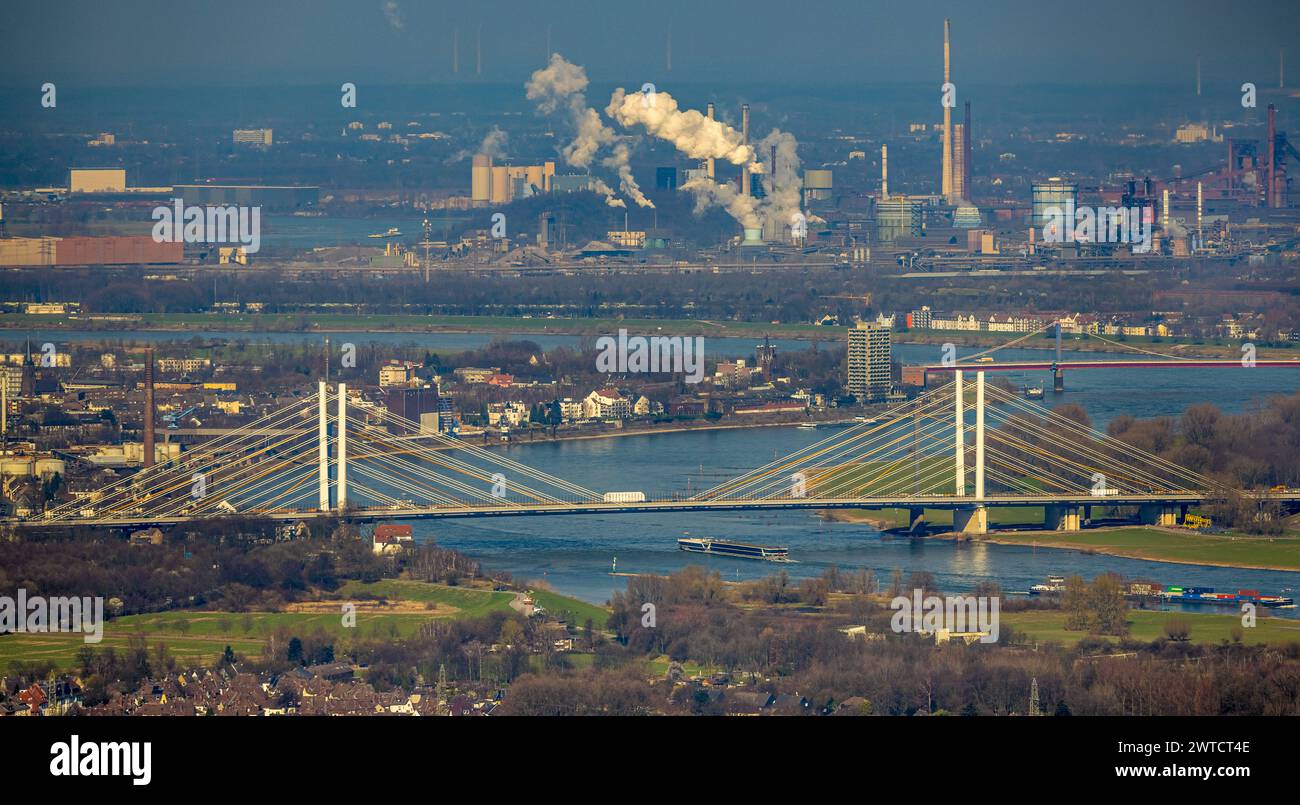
[607,87,807,236]
[755,129,802,235]
[606,88,759,170]
[525,54,652,208]
[681,176,759,229]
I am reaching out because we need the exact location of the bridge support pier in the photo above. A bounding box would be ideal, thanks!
[1045,504,1082,531]
[953,506,987,535]
[1139,503,1177,526]
[1052,367,1065,393]
[908,506,926,533]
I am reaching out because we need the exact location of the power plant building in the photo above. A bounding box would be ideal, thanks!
[803,169,832,203]
[1031,178,1079,231]
[472,155,556,205]
[69,169,127,194]
[876,197,922,242]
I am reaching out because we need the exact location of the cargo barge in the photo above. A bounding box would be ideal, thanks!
[1028,576,1294,608]
[678,537,792,562]
[1159,586,1295,609]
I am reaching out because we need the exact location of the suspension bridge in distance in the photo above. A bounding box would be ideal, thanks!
[19,371,1299,534]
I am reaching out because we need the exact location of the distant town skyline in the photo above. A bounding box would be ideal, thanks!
[2,0,1295,88]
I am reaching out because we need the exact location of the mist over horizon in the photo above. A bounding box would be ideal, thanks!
[2,0,1296,89]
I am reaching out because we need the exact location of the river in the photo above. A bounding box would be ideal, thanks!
[8,327,1299,606]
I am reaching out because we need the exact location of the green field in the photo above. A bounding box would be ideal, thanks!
[982,527,1300,571]
[1002,609,1300,646]
[0,580,602,673]
[338,579,515,618]
[525,588,610,627]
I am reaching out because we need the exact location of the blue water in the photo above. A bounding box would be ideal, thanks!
[416,424,1300,611]
[10,326,1298,606]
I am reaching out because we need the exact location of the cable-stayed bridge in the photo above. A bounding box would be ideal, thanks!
[22,374,1297,533]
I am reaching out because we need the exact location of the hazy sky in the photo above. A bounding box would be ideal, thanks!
[4,0,1296,88]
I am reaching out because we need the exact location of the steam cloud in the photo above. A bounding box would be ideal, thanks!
[606,88,760,171]
[607,88,805,236]
[525,54,652,208]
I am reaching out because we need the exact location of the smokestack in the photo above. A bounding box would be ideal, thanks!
[476,25,482,76]
[143,347,155,468]
[453,28,459,74]
[1196,55,1201,97]
[1197,181,1203,243]
[941,18,954,203]
[741,104,750,197]
[963,100,972,201]
[1267,104,1278,208]
[1282,48,1286,89]
[881,144,889,199]
[666,24,672,72]
[705,103,716,180]
[770,144,777,192]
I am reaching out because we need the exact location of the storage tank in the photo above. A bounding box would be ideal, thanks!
[489,166,511,204]
[471,154,492,202]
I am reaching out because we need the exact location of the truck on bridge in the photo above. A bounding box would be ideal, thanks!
[602,491,647,503]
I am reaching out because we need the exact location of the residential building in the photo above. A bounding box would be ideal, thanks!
[583,388,631,420]
[847,322,891,402]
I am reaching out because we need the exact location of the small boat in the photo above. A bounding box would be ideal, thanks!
[368,227,402,239]
[678,537,792,562]
[1024,385,1045,400]
[1030,575,1066,594]
[798,422,818,430]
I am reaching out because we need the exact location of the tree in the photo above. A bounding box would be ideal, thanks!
[1163,617,1191,642]
[1089,573,1129,636]
[1062,575,1091,631]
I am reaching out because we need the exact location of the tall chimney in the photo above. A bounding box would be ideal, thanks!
[881,144,889,199]
[741,104,751,197]
[1267,104,1278,208]
[706,103,716,179]
[963,100,972,201]
[770,144,777,193]
[143,347,155,468]
[941,18,954,203]
[1196,55,1201,96]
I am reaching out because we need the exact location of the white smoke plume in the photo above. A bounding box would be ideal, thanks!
[525,54,652,208]
[478,126,509,159]
[606,88,760,171]
[592,178,625,208]
[756,129,803,237]
[681,176,759,229]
